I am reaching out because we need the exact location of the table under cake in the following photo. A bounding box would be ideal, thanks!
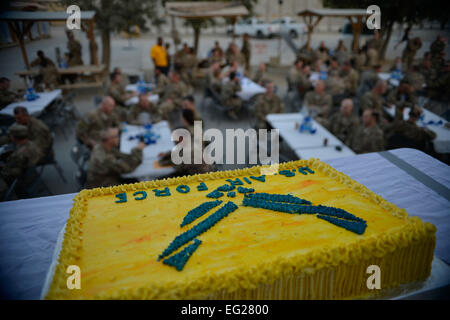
[0,148,449,299]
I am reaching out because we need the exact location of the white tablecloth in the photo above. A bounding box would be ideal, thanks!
[0,90,62,117]
[384,106,450,154]
[378,72,401,87]
[0,148,449,299]
[120,122,175,180]
[267,113,356,160]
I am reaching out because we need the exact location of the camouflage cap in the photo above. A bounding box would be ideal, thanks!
[8,124,28,139]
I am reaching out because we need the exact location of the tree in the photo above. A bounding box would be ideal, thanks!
[323,0,449,60]
[62,0,160,71]
[162,0,257,54]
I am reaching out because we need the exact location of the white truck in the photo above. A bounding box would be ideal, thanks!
[227,17,280,38]
[270,17,307,38]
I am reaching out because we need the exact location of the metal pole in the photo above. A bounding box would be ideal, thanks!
[277,1,282,58]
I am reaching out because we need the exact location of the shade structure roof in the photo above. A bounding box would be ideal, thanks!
[166,1,249,19]
[0,10,96,21]
[298,8,370,18]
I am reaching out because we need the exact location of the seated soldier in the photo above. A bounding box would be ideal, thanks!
[152,67,170,96]
[127,93,162,125]
[403,65,425,92]
[208,47,225,67]
[334,40,350,66]
[158,71,190,121]
[30,50,59,90]
[227,43,245,67]
[253,82,283,129]
[157,109,213,177]
[324,70,346,97]
[314,41,330,63]
[360,79,387,113]
[0,106,52,162]
[388,105,436,150]
[0,77,22,110]
[86,127,145,188]
[325,98,359,146]
[252,62,268,86]
[351,109,385,154]
[303,80,332,119]
[0,125,42,200]
[182,95,202,123]
[339,60,360,96]
[107,72,134,108]
[206,62,223,95]
[357,64,382,95]
[386,79,417,110]
[76,96,121,149]
[328,56,340,73]
[221,71,243,120]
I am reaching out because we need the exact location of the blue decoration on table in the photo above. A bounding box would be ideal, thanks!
[226,178,244,186]
[227,192,236,198]
[243,177,252,184]
[299,115,317,134]
[197,182,208,191]
[250,175,266,183]
[237,187,255,194]
[176,185,190,194]
[25,87,39,101]
[279,170,295,177]
[133,191,147,200]
[163,239,202,271]
[127,123,160,145]
[158,202,238,261]
[115,192,127,203]
[206,190,224,199]
[216,184,235,192]
[153,187,171,197]
[180,200,223,227]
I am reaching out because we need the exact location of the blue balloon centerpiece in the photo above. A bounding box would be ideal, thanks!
[25,87,39,101]
[299,115,317,134]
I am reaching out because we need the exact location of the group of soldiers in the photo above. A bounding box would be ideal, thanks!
[0,106,52,199]
[286,32,448,154]
[1,29,448,198]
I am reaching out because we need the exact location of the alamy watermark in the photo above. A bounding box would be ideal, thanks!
[366,5,381,30]
[66,5,81,30]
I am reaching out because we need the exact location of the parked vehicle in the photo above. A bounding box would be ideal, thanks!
[227,17,279,38]
[270,17,307,38]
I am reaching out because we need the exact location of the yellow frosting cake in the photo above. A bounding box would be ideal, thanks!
[46,159,436,300]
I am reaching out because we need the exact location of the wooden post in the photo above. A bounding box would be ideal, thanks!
[349,16,362,52]
[9,21,31,69]
[231,16,237,42]
[88,19,98,65]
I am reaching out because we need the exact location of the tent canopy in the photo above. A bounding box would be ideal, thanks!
[297,8,370,52]
[165,1,248,19]
[0,10,98,68]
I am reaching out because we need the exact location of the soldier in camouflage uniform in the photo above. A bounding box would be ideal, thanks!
[0,125,42,200]
[30,50,60,90]
[227,43,246,67]
[386,79,417,110]
[252,62,267,86]
[339,61,359,96]
[395,106,436,146]
[241,33,251,72]
[303,80,332,119]
[430,35,446,69]
[107,72,133,108]
[359,80,387,113]
[127,93,162,125]
[221,72,243,120]
[325,70,346,97]
[0,77,21,110]
[66,31,83,66]
[86,128,144,188]
[0,106,52,161]
[403,66,425,92]
[351,109,385,154]
[325,98,359,146]
[152,67,170,96]
[402,37,422,69]
[76,96,121,148]
[158,71,191,121]
[205,62,223,95]
[366,31,382,67]
[253,82,283,129]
